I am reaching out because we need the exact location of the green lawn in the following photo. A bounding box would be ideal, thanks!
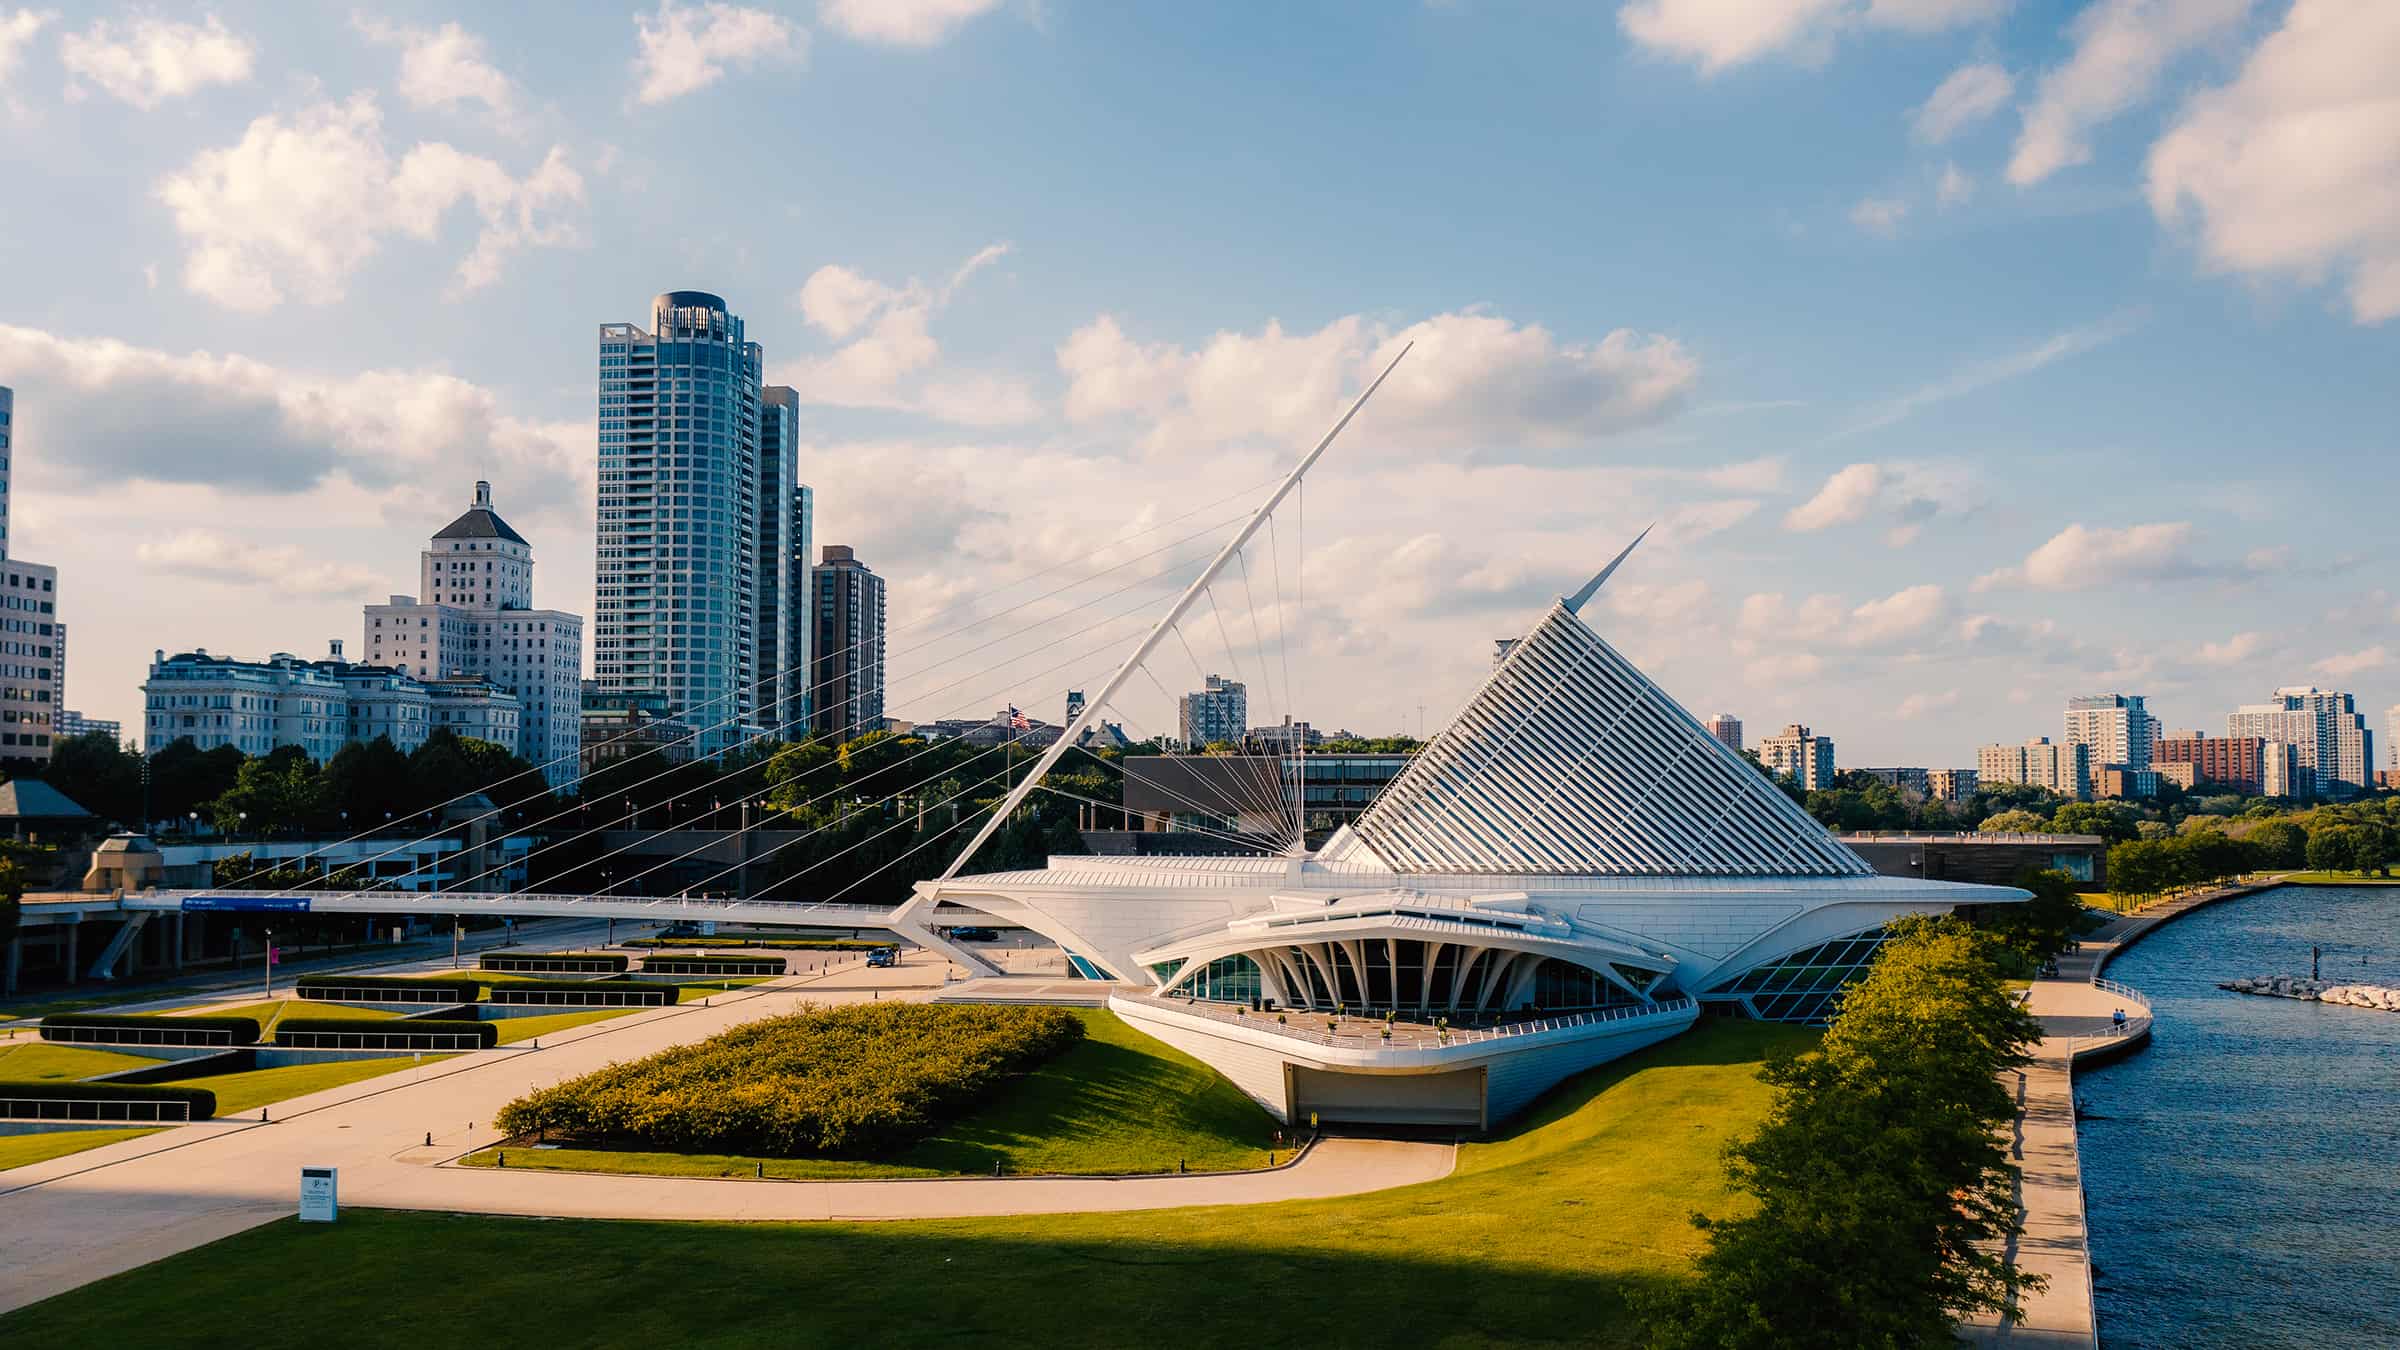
[200,1000,399,1041]
[0,1128,162,1172]
[2279,871,2400,886]
[156,1056,449,1117]
[0,1020,1805,1348]
[463,1008,1277,1180]
[0,1043,167,1081]
[489,1009,638,1045]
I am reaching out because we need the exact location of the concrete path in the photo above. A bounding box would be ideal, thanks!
[0,952,1452,1316]
[1965,879,2277,1348]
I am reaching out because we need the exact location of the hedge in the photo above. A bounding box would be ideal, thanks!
[273,1018,496,1048]
[0,1080,218,1120]
[638,955,787,977]
[495,1003,1083,1157]
[480,953,631,974]
[489,981,673,1007]
[296,975,481,1003]
[39,1014,261,1047]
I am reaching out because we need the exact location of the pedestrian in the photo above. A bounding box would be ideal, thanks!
[2112,1008,2126,1029]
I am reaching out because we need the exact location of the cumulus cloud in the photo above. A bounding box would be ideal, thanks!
[2314,645,2390,678]
[137,530,387,597]
[1618,0,2003,75]
[1737,584,1944,646]
[1850,196,1909,237]
[1912,61,2013,143]
[1058,309,1697,462]
[819,0,1000,46]
[2194,630,2266,665]
[355,15,520,126]
[155,95,583,310]
[1847,583,1949,643]
[2008,0,2254,187]
[1785,462,1885,530]
[59,12,253,108]
[1785,460,1981,542]
[1895,688,1961,719]
[632,1,803,105]
[779,243,1037,424]
[0,9,49,83]
[2147,1,2400,324]
[1973,521,2246,590]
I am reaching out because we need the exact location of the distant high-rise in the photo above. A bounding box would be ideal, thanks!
[1179,675,1248,748]
[2064,693,2157,772]
[1758,724,1835,791]
[811,545,886,742]
[1703,713,1743,754]
[596,292,807,757]
[2229,687,2375,797]
[756,386,812,738]
[0,384,12,559]
[2389,705,2400,772]
[1977,737,2091,800]
[0,385,61,768]
[1926,768,1978,804]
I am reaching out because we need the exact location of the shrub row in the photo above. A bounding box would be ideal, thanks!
[0,1079,219,1120]
[274,1018,496,1048]
[638,956,787,976]
[480,953,631,974]
[39,1014,261,1046]
[296,975,481,1003]
[495,1003,1084,1156]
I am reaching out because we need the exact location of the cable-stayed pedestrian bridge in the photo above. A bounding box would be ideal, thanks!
[118,889,911,931]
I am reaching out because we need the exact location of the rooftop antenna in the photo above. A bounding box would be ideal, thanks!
[930,342,1413,881]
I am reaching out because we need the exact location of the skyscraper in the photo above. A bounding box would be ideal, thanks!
[811,545,886,742]
[2064,693,2157,772]
[756,386,813,738]
[1179,674,1248,748]
[596,292,808,757]
[2229,687,2376,797]
[0,385,61,769]
[1703,713,1743,754]
[0,384,12,560]
[364,481,585,787]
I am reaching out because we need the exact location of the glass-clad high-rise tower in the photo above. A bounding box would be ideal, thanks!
[597,292,809,757]
[757,385,813,738]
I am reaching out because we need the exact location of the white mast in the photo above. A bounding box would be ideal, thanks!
[934,342,1412,881]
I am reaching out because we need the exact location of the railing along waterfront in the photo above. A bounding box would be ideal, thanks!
[1119,993,1698,1050]
[2092,976,2151,1011]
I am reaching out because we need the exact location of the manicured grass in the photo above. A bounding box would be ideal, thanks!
[0,1042,167,1080]
[0,1128,161,1171]
[2279,871,2400,886]
[0,1020,1807,1349]
[200,1000,398,1040]
[464,1008,1276,1179]
[671,979,766,1003]
[489,1009,638,1045]
[154,1056,448,1116]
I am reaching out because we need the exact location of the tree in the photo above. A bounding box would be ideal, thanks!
[2306,824,2362,874]
[1644,917,2043,1349]
[210,748,322,837]
[1970,868,2098,968]
[1979,808,2047,834]
[319,737,414,833]
[2049,801,2138,843]
[2243,818,2307,869]
[148,740,246,826]
[38,732,143,825]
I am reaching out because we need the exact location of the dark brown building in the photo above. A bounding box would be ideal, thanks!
[1840,831,2108,890]
[2154,732,2266,794]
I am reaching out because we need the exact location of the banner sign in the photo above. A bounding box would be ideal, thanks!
[180,895,313,913]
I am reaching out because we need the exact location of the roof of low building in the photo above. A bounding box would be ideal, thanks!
[0,779,96,820]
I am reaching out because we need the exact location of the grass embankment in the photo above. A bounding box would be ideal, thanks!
[464,1008,1274,1179]
[490,1009,637,1045]
[0,1043,166,1080]
[2278,871,2400,886]
[0,1127,162,1171]
[2,1020,1806,1348]
[197,1001,397,1040]
[154,1056,450,1116]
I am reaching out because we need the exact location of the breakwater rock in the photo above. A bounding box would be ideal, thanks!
[2219,975,2400,1011]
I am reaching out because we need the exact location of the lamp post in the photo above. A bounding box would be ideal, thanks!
[262,927,275,999]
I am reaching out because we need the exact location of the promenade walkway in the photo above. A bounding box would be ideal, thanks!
[1967,878,2278,1348]
[0,954,1452,1316]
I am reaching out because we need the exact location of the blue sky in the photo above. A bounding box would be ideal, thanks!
[2,0,2395,764]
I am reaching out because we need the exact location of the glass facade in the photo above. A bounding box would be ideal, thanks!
[1174,940,1650,1016]
[1707,928,1893,1023]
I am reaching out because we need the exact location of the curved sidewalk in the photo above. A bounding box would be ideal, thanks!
[0,961,1452,1316]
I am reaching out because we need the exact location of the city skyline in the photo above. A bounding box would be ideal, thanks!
[0,3,2393,762]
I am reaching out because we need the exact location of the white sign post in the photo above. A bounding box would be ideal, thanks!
[299,1166,338,1223]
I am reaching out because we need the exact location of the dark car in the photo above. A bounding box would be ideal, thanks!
[947,926,1000,942]
[866,947,900,968]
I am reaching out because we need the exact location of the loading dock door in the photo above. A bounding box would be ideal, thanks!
[1288,1065,1485,1128]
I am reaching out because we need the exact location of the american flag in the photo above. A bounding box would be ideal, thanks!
[1007,706,1031,730]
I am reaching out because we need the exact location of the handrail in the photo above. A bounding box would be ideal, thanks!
[2092,976,2151,1011]
[1118,993,1697,1049]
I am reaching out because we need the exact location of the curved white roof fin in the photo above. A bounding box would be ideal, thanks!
[1565,524,1652,615]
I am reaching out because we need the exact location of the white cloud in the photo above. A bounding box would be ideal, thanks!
[2008,0,2254,187]
[819,0,1000,46]
[1974,521,2223,590]
[1057,309,1697,462]
[137,530,387,597]
[1895,688,1961,719]
[1847,583,1948,643]
[1937,161,1975,206]
[0,9,50,84]
[1850,195,1909,236]
[797,264,904,339]
[2146,0,2400,324]
[1912,61,2013,143]
[1618,0,2001,74]
[780,244,1036,423]
[59,12,253,108]
[2194,630,2266,665]
[2315,645,2390,678]
[1735,585,1939,647]
[1785,462,1884,530]
[155,95,583,310]
[633,2,804,105]
[355,15,520,125]
[1785,459,1981,540]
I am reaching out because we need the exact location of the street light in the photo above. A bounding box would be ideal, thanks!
[262,926,275,999]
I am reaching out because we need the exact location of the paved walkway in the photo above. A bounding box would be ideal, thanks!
[0,953,1452,1316]
[1966,879,2279,1348]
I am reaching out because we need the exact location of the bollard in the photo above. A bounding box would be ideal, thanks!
[756,1161,763,1179]
[1178,1159,1186,1174]
[497,1151,505,1168]
[425,1131,433,1147]
[993,1160,1002,1177]
[261,1108,269,1122]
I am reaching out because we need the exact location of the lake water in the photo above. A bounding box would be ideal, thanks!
[2078,883,2400,1347]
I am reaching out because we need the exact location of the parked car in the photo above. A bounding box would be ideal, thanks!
[947,926,1000,942]
[866,947,900,968]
